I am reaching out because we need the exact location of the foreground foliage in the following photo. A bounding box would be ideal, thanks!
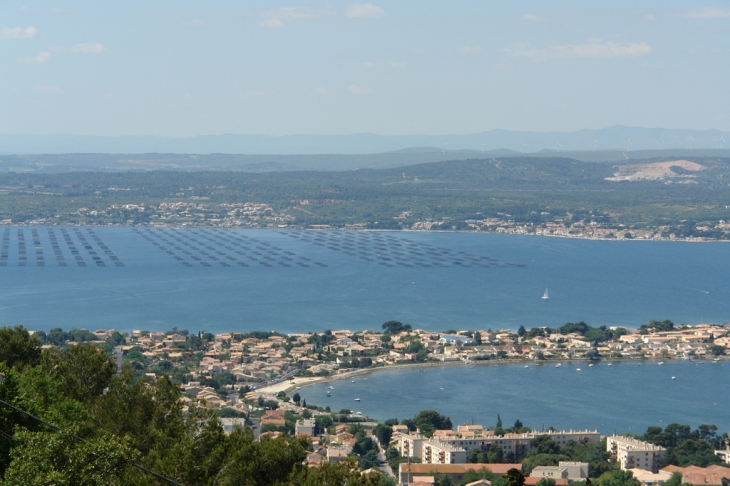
[0,326,387,485]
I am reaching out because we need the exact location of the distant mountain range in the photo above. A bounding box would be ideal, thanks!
[1,126,729,155]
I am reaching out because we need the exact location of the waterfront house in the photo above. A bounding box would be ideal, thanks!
[439,335,475,346]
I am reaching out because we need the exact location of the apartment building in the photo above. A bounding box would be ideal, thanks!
[422,440,467,464]
[489,430,600,460]
[607,436,666,473]
[397,434,467,464]
[398,428,600,462]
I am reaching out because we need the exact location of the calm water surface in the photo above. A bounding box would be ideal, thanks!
[1,227,729,333]
[2,227,728,430]
[300,360,730,434]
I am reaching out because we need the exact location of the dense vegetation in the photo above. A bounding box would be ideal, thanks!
[0,325,390,485]
[1,323,728,484]
[2,156,730,234]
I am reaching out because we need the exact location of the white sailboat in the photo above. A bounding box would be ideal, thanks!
[542,289,549,300]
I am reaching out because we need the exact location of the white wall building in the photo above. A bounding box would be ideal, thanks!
[607,436,666,473]
[531,461,589,481]
[295,418,315,436]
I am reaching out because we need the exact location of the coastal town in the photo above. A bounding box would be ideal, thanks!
[39,320,729,407]
[3,198,730,241]
[95,321,730,393]
[22,320,730,484]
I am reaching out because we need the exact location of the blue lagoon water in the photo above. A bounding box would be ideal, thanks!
[1,227,729,334]
[2,227,728,432]
[300,360,730,434]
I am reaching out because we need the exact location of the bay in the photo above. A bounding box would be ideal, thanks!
[299,360,730,434]
[1,227,729,334]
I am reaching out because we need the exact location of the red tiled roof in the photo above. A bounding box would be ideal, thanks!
[662,465,730,485]
[400,464,522,475]
[524,477,568,485]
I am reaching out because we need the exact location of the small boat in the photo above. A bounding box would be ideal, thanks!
[351,380,355,383]
[658,362,665,365]
[588,364,593,367]
[607,363,612,366]
[576,368,581,371]
[326,392,331,397]
[354,398,361,402]
[555,363,562,368]
[524,365,529,368]
[671,376,676,380]
[542,289,549,300]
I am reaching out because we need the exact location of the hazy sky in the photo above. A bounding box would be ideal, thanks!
[2,1,729,137]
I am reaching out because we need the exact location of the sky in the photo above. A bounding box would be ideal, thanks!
[1,1,730,137]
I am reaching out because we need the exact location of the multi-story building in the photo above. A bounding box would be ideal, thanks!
[397,434,466,464]
[295,418,315,436]
[715,448,730,465]
[488,430,600,460]
[397,427,600,462]
[422,440,467,464]
[607,436,666,473]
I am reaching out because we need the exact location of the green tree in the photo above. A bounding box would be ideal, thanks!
[503,467,525,486]
[0,325,42,370]
[522,453,569,475]
[43,344,115,403]
[531,435,561,455]
[406,340,424,353]
[595,470,640,486]
[708,345,726,356]
[467,449,488,463]
[412,410,453,431]
[374,423,393,447]
[487,445,505,463]
[0,428,136,486]
[664,472,683,486]
[535,479,556,486]
[46,327,69,346]
[382,321,412,334]
[433,473,453,486]
[314,415,333,435]
[106,331,126,347]
[217,372,237,386]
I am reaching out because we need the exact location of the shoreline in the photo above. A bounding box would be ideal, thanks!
[1,222,728,243]
[256,355,728,397]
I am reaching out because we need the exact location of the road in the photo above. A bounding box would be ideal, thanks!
[369,434,394,478]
